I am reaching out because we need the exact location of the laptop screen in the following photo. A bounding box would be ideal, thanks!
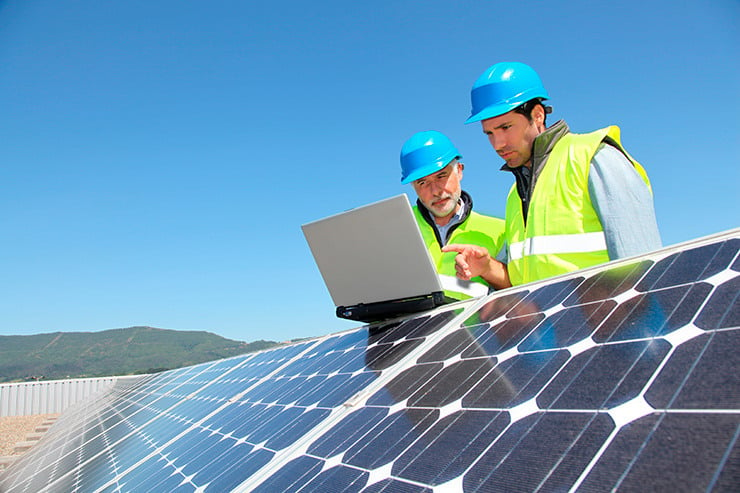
[301,194,444,308]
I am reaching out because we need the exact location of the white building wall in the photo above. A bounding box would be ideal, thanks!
[0,377,126,416]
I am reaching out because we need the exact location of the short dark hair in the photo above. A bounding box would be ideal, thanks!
[514,98,552,125]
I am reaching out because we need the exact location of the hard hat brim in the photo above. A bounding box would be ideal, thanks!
[465,100,527,124]
[465,102,522,125]
[401,156,460,184]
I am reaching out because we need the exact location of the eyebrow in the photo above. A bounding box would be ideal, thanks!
[483,120,512,133]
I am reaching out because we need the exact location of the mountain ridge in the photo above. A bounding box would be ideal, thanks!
[0,326,280,383]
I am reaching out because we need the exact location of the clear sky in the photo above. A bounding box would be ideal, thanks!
[1,0,738,343]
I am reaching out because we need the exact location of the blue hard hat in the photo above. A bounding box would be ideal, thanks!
[465,62,549,124]
[400,131,461,184]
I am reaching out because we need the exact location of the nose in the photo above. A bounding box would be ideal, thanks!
[488,132,504,152]
[429,178,445,195]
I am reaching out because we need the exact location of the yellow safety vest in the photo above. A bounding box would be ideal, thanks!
[506,126,651,285]
[414,206,505,300]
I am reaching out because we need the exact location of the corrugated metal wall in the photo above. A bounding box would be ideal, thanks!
[0,377,122,416]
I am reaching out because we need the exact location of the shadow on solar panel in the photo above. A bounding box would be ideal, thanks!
[0,229,737,492]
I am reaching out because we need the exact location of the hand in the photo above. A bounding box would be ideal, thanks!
[441,244,490,280]
[442,243,512,290]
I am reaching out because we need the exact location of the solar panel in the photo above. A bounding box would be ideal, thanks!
[1,228,737,492]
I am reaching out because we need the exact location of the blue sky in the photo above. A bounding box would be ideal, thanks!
[1,0,738,343]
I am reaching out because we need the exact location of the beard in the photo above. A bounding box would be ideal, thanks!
[425,190,461,218]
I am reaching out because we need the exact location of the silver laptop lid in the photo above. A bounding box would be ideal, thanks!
[301,194,443,307]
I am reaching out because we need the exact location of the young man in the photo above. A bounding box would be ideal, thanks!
[400,130,507,298]
[443,62,661,287]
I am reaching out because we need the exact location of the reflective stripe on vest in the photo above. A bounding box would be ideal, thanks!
[413,205,505,300]
[439,274,490,298]
[508,231,607,261]
[505,125,650,285]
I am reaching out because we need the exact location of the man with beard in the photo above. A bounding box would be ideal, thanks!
[443,62,661,287]
[400,130,507,299]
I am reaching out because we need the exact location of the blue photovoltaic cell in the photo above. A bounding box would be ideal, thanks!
[0,306,463,492]
[0,229,737,493]
[248,232,739,492]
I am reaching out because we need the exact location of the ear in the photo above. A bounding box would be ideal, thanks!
[532,104,546,129]
[454,161,464,180]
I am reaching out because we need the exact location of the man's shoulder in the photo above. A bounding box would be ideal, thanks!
[467,210,505,226]
[458,210,506,250]
[411,204,433,228]
[561,125,621,147]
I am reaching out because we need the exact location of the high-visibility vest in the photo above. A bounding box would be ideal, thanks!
[505,126,651,286]
[414,206,505,300]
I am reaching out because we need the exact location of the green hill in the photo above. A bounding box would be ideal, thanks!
[0,326,280,383]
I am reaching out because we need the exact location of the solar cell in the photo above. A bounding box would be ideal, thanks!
[0,229,737,493]
[243,231,740,492]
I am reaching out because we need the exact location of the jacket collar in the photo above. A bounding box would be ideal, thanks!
[531,120,569,182]
[499,120,570,176]
[498,120,570,224]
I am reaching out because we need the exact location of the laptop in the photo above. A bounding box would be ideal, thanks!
[301,194,455,323]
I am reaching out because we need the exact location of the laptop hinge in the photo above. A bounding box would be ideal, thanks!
[336,291,450,323]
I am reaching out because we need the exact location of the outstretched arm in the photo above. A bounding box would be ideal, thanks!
[441,244,512,290]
